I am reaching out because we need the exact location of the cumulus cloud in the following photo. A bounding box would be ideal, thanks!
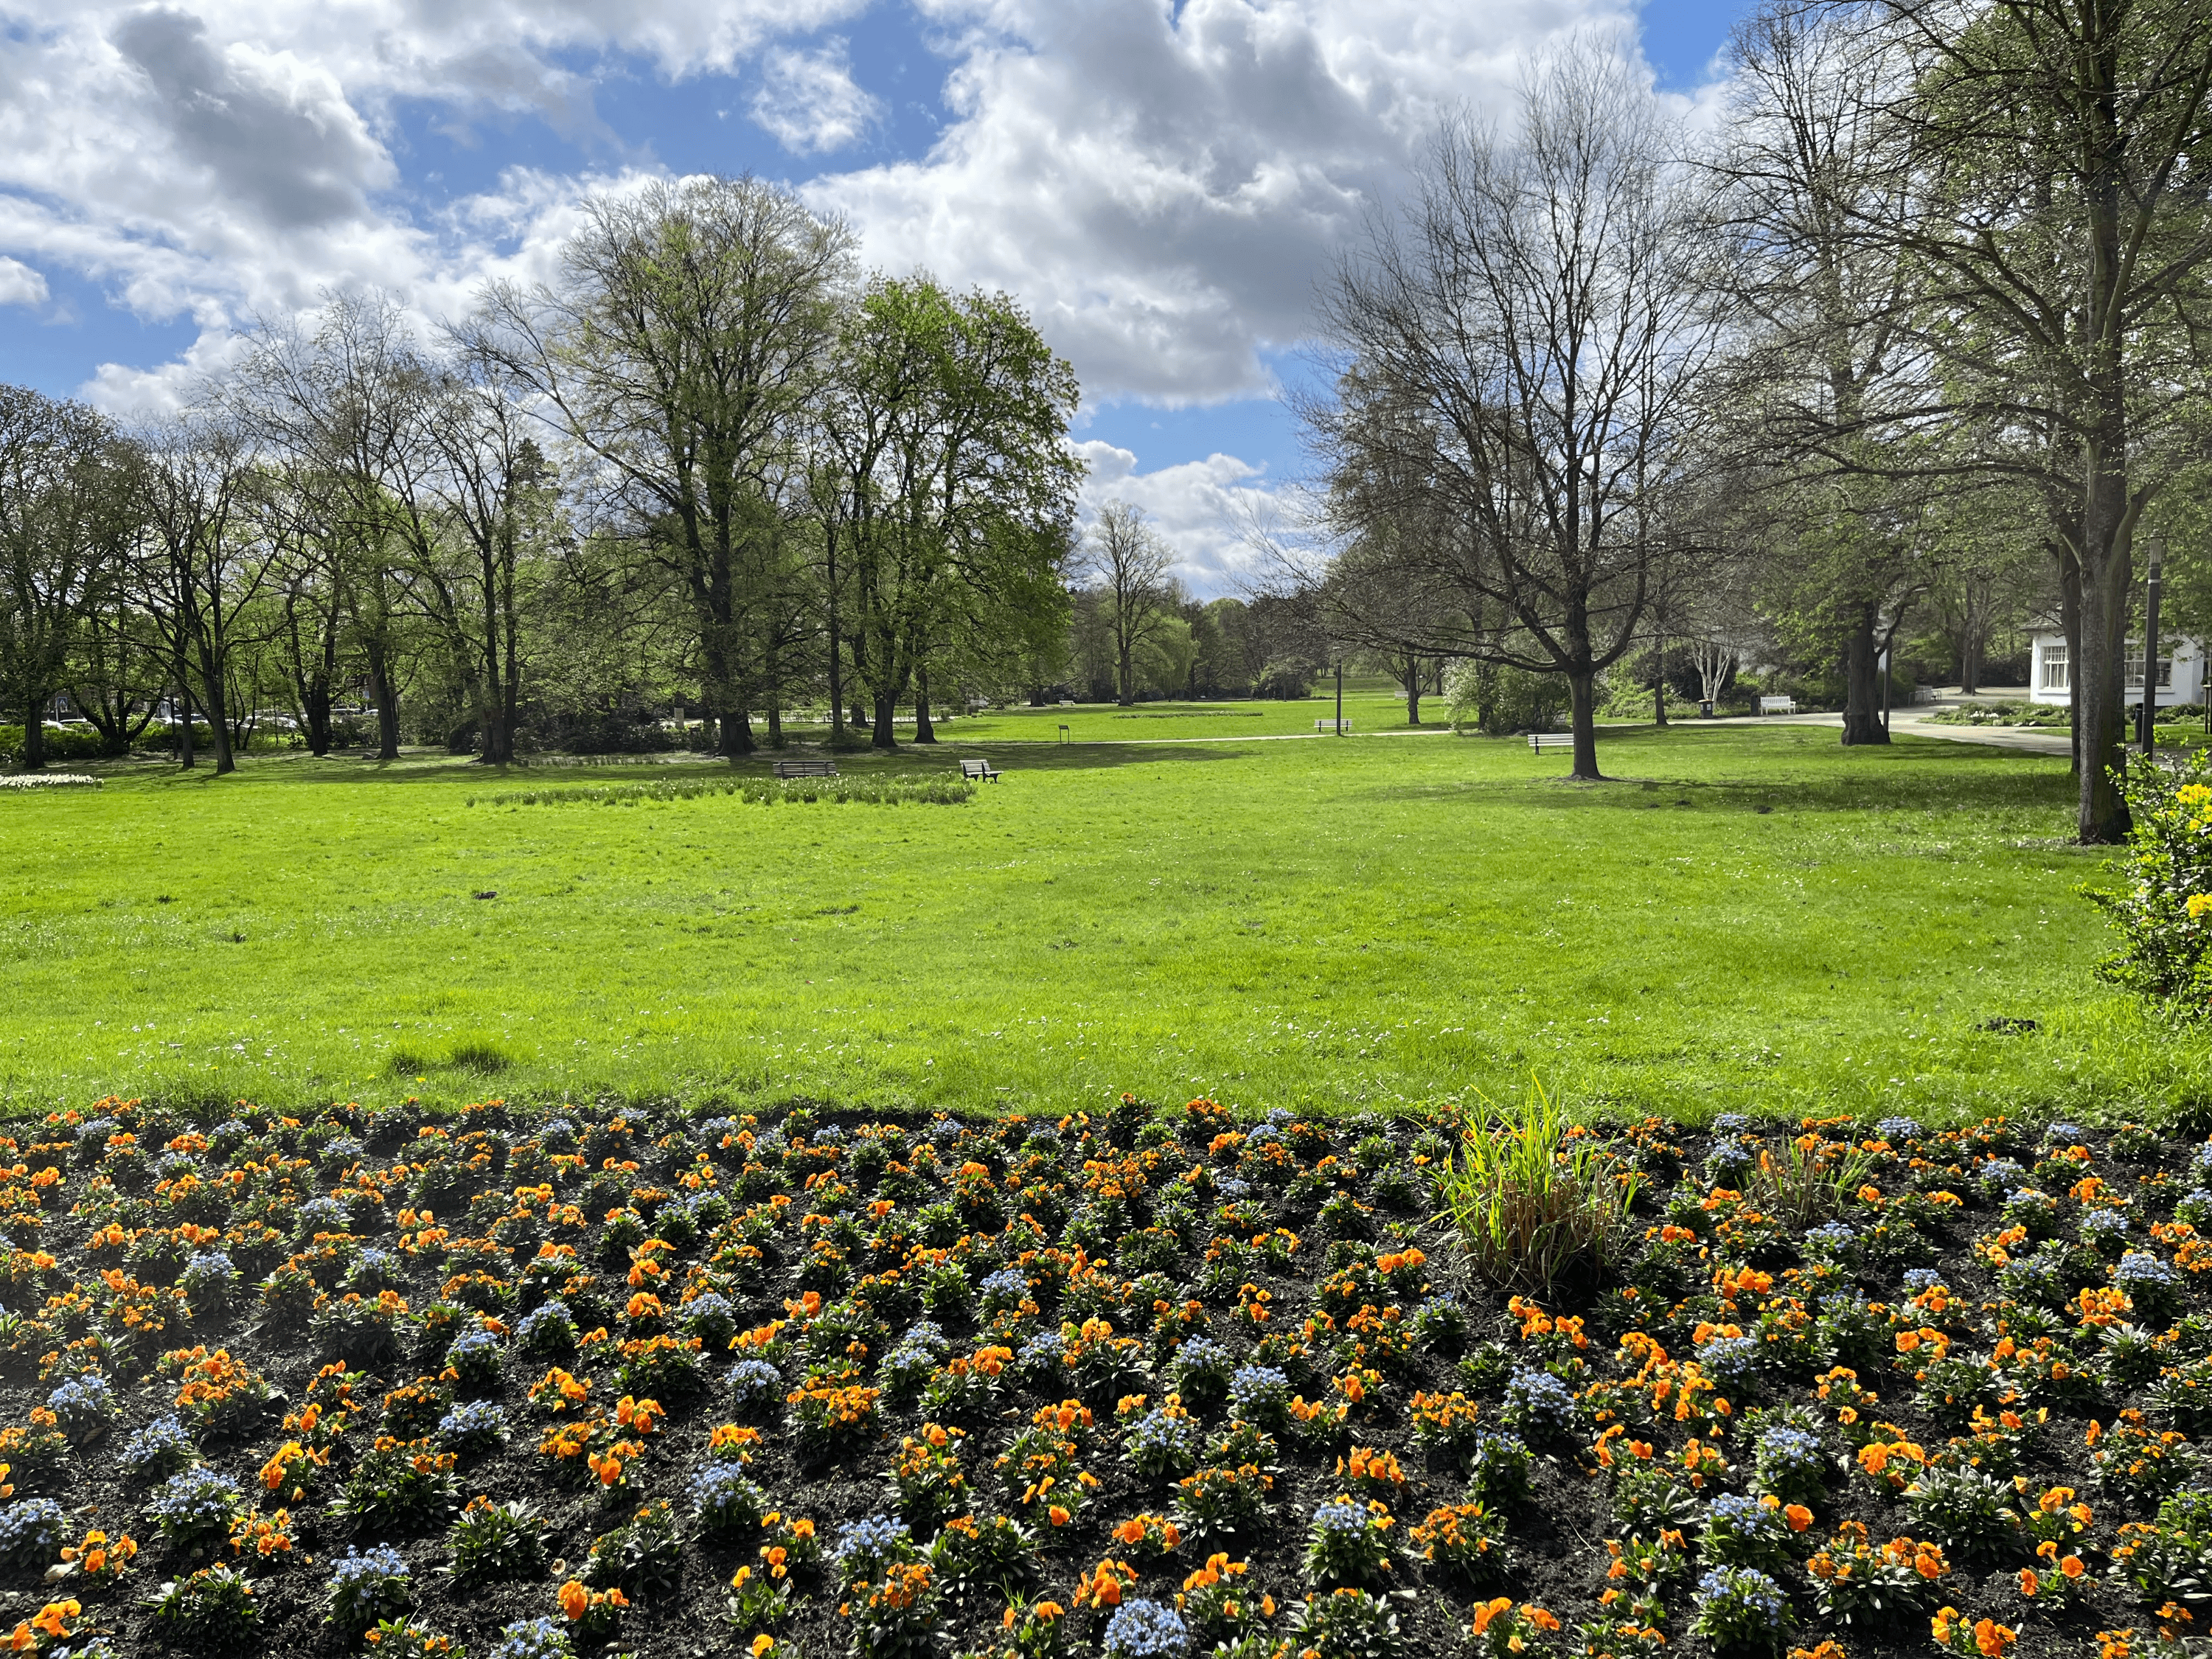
[0,0,1691,471]
[1075,439,1295,599]
[812,0,1636,403]
[751,38,883,153]
[0,257,49,308]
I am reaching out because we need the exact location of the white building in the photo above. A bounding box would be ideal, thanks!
[2028,632,2205,706]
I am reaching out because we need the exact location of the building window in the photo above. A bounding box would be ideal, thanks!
[2041,643,2068,691]
[2124,653,2175,690]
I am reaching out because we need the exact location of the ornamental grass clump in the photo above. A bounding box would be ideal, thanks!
[1432,1080,1638,1295]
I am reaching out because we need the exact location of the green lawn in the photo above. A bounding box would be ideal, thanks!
[1,702,2197,1125]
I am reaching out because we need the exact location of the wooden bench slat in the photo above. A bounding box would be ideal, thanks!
[961,759,1001,781]
[772,759,838,778]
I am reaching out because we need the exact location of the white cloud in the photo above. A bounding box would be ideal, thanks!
[0,0,1697,448]
[751,38,883,152]
[0,257,48,308]
[811,0,1637,403]
[1075,439,1293,599]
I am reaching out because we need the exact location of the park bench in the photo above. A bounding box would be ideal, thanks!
[1757,695,1797,715]
[772,759,838,779]
[960,758,1001,782]
[1527,733,1573,754]
[1315,719,1351,732]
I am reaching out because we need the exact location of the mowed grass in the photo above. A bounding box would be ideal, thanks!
[1,700,2199,1124]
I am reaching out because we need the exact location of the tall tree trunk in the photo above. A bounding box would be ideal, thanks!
[1116,637,1135,706]
[872,691,899,750]
[175,681,195,769]
[914,664,936,744]
[2051,546,2081,776]
[726,706,757,757]
[1568,670,1601,781]
[2078,536,2132,841]
[1840,608,1888,745]
[1959,629,1982,696]
[20,695,44,772]
[366,643,400,759]
[1403,654,1422,726]
[198,642,235,776]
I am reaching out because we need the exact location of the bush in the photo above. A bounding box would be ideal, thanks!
[2088,751,2212,1003]
[1444,660,1570,736]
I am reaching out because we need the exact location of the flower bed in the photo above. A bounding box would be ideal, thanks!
[0,1099,2208,1658]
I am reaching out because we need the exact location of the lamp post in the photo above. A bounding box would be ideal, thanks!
[2140,537,2164,754]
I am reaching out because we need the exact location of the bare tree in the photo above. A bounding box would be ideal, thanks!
[1304,41,1729,779]
[1713,3,1930,744]
[1075,500,1178,706]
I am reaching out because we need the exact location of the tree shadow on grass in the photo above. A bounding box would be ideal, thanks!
[1367,732,2079,818]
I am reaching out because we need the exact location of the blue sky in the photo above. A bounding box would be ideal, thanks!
[0,0,1747,588]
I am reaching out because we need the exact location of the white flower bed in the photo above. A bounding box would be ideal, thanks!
[0,773,101,790]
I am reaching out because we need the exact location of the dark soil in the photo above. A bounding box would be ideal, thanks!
[0,1099,2199,1659]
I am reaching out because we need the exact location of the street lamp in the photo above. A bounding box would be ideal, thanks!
[2139,536,2164,754]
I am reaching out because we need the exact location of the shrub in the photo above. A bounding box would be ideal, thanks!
[445,1496,545,1582]
[1305,1498,1398,1587]
[1433,1081,1638,1293]
[327,1543,411,1637]
[1690,1566,1790,1655]
[147,1564,259,1642]
[2087,754,2212,1001]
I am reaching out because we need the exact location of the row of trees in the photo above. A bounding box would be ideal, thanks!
[0,178,1087,770]
[1295,0,2212,840]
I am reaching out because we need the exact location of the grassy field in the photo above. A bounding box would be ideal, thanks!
[1,694,2199,1125]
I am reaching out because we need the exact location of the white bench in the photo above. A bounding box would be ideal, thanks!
[960,758,1000,782]
[1315,719,1351,732]
[1757,695,1797,715]
[1528,733,1573,754]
